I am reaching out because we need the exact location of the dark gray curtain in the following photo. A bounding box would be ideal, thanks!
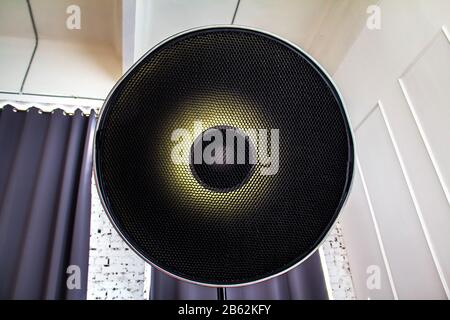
[150,251,329,300]
[0,104,96,300]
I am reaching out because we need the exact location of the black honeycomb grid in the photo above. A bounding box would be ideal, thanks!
[95,27,354,286]
[190,126,257,193]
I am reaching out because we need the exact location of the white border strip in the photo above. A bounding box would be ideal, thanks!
[378,101,450,298]
[143,263,152,300]
[0,98,98,116]
[0,93,102,114]
[442,25,450,43]
[318,246,334,300]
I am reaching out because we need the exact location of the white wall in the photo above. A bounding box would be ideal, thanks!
[0,0,34,92]
[234,0,377,73]
[335,0,450,299]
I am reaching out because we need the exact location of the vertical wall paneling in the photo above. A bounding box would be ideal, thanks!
[340,159,397,299]
[378,101,450,297]
[354,104,446,299]
[334,0,450,299]
[394,26,450,293]
[398,28,450,204]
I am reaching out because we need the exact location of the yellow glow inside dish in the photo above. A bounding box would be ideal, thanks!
[156,92,277,216]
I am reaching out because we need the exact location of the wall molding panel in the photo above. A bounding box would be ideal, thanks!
[352,102,447,299]
[398,26,450,204]
[356,156,398,299]
[378,101,450,298]
[335,1,450,299]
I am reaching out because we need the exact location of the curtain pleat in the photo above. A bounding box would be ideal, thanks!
[12,110,72,299]
[0,107,51,298]
[150,251,329,300]
[285,252,329,300]
[227,252,329,300]
[150,269,217,300]
[0,107,26,205]
[45,110,88,299]
[0,105,96,300]
[66,111,96,300]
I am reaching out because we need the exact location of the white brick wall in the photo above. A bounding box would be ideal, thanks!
[88,177,355,300]
[321,222,356,300]
[87,177,146,300]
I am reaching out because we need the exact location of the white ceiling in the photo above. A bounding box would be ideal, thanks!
[0,0,122,99]
[132,0,377,74]
[0,0,376,101]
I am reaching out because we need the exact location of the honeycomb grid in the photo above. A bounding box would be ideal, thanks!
[95,27,354,285]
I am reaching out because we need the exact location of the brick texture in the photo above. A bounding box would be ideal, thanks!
[87,177,146,300]
[321,222,356,300]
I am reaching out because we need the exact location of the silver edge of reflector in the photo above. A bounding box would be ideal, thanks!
[93,24,356,288]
